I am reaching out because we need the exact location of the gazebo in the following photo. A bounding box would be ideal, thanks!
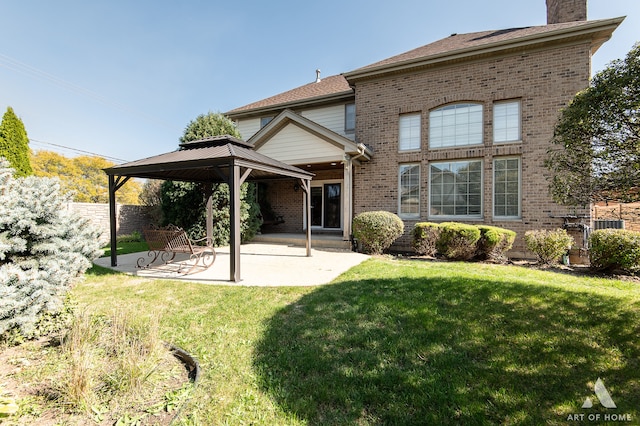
[103,135,314,282]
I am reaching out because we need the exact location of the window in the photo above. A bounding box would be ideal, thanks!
[399,164,420,218]
[345,103,355,132]
[493,157,521,218]
[429,103,483,148]
[493,101,520,143]
[260,116,274,128]
[399,113,421,151]
[429,160,482,218]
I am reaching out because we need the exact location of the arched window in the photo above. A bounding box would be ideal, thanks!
[429,103,483,148]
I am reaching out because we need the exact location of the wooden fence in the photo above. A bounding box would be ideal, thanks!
[593,203,640,232]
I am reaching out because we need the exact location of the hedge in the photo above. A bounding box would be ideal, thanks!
[436,222,481,260]
[412,222,441,256]
[476,225,516,262]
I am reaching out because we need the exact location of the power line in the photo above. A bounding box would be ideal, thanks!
[0,52,173,130]
[30,138,130,164]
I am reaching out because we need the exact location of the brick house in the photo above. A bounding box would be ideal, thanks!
[226,0,623,256]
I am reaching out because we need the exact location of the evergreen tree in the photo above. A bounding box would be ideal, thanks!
[0,159,104,339]
[0,107,33,177]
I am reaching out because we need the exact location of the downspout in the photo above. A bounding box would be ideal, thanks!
[345,143,369,242]
[352,142,368,162]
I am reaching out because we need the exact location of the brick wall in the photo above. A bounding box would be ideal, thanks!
[353,43,592,257]
[260,169,344,233]
[66,202,153,238]
[546,0,587,24]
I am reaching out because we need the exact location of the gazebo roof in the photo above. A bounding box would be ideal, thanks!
[103,135,314,283]
[103,135,314,182]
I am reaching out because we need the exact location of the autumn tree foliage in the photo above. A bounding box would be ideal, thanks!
[0,107,32,177]
[545,42,640,205]
[31,150,142,204]
[0,159,104,339]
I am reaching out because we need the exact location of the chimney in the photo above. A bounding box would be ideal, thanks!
[315,69,321,83]
[546,0,587,24]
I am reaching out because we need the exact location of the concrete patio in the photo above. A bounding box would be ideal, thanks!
[94,242,369,287]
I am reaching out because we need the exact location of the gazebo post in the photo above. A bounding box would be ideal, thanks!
[107,175,130,267]
[204,183,213,243]
[108,175,118,267]
[300,178,312,257]
[229,162,241,282]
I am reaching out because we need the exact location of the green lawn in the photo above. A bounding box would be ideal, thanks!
[75,258,640,425]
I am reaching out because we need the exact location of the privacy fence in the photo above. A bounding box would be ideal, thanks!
[593,202,640,232]
[65,202,153,238]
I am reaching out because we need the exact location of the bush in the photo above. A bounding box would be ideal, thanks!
[524,229,573,264]
[589,229,640,272]
[476,225,516,262]
[436,222,481,260]
[352,211,404,255]
[412,222,441,256]
[0,159,104,341]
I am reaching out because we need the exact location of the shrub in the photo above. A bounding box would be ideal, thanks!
[412,222,441,256]
[352,211,404,255]
[0,159,104,342]
[524,229,573,264]
[476,225,516,262]
[436,222,481,260]
[589,229,640,272]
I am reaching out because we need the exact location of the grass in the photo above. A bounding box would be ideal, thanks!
[55,257,640,425]
[101,240,149,258]
[4,255,639,424]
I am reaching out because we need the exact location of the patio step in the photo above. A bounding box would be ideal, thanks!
[252,233,352,250]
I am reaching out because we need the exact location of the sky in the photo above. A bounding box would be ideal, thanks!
[1,0,638,164]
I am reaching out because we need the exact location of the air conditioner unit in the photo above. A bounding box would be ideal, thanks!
[594,220,625,230]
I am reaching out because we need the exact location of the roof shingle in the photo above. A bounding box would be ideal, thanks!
[227,74,352,115]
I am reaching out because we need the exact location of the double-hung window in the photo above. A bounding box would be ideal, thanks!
[399,113,421,151]
[493,157,521,219]
[429,160,482,218]
[429,103,483,148]
[398,164,420,218]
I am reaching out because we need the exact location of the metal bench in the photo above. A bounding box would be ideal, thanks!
[138,224,216,274]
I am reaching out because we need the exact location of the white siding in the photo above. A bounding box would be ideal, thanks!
[236,118,261,141]
[256,123,344,165]
[301,105,348,137]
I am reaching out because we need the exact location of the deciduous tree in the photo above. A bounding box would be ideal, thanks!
[31,150,141,204]
[545,42,640,205]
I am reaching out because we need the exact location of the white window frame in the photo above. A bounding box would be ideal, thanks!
[493,157,521,219]
[493,100,521,143]
[398,163,421,219]
[429,103,483,149]
[429,159,483,219]
[260,116,274,128]
[399,113,421,151]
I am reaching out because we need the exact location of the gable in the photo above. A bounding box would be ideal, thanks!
[256,122,345,165]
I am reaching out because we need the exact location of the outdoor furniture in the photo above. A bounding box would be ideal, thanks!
[138,224,216,273]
